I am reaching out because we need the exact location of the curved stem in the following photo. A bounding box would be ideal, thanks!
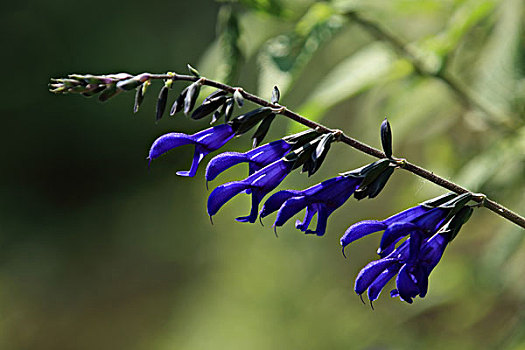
[151,72,525,229]
[50,72,525,229]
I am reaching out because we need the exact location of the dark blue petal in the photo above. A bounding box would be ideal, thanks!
[248,160,293,192]
[236,189,264,223]
[148,132,195,160]
[420,233,448,271]
[150,124,234,176]
[260,190,300,218]
[306,204,329,236]
[261,175,360,236]
[377,244,396,258]
[207,182,250,217]
[408,230,424,262]
[209,160,293,222]
[206,152,249,181]
[239,161,292,221]
[396,264,419,303]
[295,206,316,232]
[355,258,396,295]
[378,234,414,258]
[206,139,292,182]
[247,140,292,166]
[194,124,235,150]
[413,207,449,233]
[367,264,401,302]
[379,222,420,254]
[176,147,205,177]
[248,162,258,177]
[340,220,387,251]
[274,197,308,228]
[383,205,429,226]
[411,265,429,298]
[300,177,341,197]
[384,239,414,264]
[310,176,361,204]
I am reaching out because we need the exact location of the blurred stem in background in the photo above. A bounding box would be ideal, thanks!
[346,11,517,130]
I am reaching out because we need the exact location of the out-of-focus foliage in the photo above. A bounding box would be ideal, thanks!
[257,2,345,97]
[2,0,525,349]
[296,43,405,124]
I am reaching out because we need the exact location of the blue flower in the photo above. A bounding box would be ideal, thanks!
[340,205,449,257]
[205,139,293,182]
[207,159,293,223]
[148,124,235,177]
[354,230,449,304]
[341,194,474,304]
[260,175,362,236]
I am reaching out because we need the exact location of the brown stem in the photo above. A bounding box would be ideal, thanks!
[50,72,525,229]
[138,72,524,229]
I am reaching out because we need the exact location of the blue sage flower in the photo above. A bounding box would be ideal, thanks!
[148,124,235,177]
[342,194,474,304]
[354,230,449,304]
[340,193,472,256]
[260,175,362,236]
[340,205,447,257]
[205,139,293,182]
[207,159,294,223]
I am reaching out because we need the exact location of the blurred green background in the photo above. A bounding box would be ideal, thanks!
[2,0,525,349]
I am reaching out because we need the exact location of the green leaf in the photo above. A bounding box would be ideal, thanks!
[379,78,454,143]
[412,0,497,74]
[197,6,242,85]
[198,11,283,83]
[217,6,242,85]
[294,43,404,129]
[421,0,496,55]
[257,2,345,97]
[481,220,525,289]
[454,126,525,191]
[472,0,523,123]
[238,0,288,18]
